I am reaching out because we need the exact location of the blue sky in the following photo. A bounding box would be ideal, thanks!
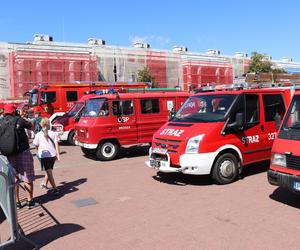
[1,0,300,60]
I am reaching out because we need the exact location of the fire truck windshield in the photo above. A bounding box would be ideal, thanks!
[82,98,109,117]
[173,94,237,122]
[281,96,300,131]
[28,91,38,106]
[67,102,84,117]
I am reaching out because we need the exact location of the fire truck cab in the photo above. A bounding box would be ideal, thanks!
[268,89,300,192]
[25,82,147,117]
[149,85,293,184]
[51,93,96,145]
[75,90,190,160]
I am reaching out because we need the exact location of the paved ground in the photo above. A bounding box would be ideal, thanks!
[1,144,300,249]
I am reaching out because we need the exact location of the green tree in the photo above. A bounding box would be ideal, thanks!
[137,66,158,87]
[249,52,287,73]
[249,52,273,73]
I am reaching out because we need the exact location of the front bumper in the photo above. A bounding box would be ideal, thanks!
[149,147,217,175]
[268,169,300,192]
[57,131,69,141]
[75,140,98,149]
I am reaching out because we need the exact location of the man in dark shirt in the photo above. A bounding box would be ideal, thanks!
[4,104,37,209]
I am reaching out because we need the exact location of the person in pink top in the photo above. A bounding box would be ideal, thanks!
[33,117,60,195]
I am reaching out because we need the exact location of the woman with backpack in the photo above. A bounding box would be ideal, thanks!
[33,117,60,195]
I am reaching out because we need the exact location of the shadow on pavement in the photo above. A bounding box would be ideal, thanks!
[34,178,87,205]
[5,223,84,250]
[152,160,271,186]
[241,160,270,178]
[120,145,149,159]
[0,207,5,224]
[152,172,213,186]
[83,145,150,161]
[269,187,300,209]
[2,195,85,250]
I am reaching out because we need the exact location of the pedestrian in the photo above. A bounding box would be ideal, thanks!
[33,117,60,195]
[33,111,42,135]
[0,107,4,120]
[3,103,38,209]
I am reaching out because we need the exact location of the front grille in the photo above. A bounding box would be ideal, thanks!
[286,155,300,170]
[155,137,181,143]
[153,137,182,154]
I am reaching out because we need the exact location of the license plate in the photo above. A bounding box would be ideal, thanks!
[150,159,160,169]
[294,181,300,191]
[152,147,168,154]
[76,141,84,147]
[150,159,168,169]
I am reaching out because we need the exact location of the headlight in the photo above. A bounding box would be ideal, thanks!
[52,124,63,132]
[272,153,286,167]
[185,134,204,154]
[86,130,89,139]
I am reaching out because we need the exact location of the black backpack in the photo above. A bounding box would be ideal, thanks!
[0,116,19,156]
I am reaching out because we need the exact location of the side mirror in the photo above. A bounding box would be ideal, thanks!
[227,113,244,130]
[274,113,282,130]
[168,108,176,120]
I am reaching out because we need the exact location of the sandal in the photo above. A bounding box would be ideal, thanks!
[27,199,40,209]
[40,183,48,190]
[16,201,22,209]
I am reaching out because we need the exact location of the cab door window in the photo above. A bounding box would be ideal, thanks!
[245,94,259,124]
[41,91,56,104]
[229,94,259,125]
[263,94,285,121]
[112,100,134,116]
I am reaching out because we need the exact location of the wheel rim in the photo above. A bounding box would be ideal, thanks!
[219,159,235,178]
[101,143,115,158]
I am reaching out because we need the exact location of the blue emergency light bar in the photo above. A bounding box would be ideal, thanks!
[84,89,118,95]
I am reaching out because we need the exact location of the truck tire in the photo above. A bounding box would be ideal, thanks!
[96,141,119,161]
[81,147,96,156]
[68,130,76,146]
[212,153,239,184]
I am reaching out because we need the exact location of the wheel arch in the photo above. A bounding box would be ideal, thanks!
[210,145,243,174]
[98,138,121,148]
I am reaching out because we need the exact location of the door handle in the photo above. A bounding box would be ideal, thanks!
[260,125,264,132]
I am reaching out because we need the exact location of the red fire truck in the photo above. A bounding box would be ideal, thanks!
[24,82,148,117]
[149,84,294,184]
[51,93,96,145]
[75,90,190,160]
[268,88,300,192]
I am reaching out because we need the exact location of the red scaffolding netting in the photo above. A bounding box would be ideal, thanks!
[146,51,167,87]
[182,61,233,91]
[10,52,98,97]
